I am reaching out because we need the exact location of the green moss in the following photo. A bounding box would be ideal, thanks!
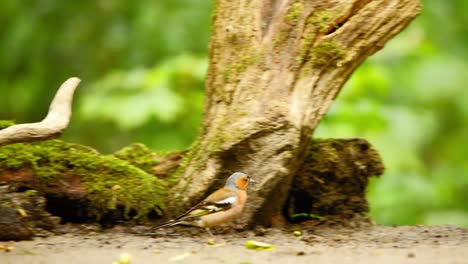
[25,190,38,197]
[223,50,262,84]
[167,135,203,205]
[307,10,337,33]
[170,135,202,182]
[273,30,287,47]
[169,110,247,200]
[0,140,167,219]
[294,10,340,69]
[311,40,344,67]
[113,143,162,174]
[275,2,305,48]
[285,3,304,23]
[295,30,316,66]
[223,67,232,83]
[0,120,15,129]
[206,132,226,153]
[288,138,384,219]
[205,113,247,153]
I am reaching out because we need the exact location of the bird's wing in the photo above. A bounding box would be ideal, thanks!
[176,189,238,220]
[203,188,238,205]
[153,189,238,230]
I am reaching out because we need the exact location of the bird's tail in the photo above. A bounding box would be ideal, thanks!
[152,219,185,230]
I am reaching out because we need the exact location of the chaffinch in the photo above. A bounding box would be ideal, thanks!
[154,172,255,236]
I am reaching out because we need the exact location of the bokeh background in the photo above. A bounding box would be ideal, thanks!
[1,0,467,226]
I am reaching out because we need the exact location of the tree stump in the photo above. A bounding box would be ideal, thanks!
[171,0,420,227]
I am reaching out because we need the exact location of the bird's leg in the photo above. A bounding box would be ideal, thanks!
[205,228,217,244]
[205,228,227,245]
[205,228,215,238]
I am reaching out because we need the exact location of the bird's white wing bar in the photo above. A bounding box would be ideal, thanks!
[215,196,237,205]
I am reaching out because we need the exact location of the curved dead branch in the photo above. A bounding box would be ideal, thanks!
[0,77,81,147]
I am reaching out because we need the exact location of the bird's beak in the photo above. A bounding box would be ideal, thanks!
[249,178,256,185]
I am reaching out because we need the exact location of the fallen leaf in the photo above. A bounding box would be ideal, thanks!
[119,253,132,264]
[0,245,15,252]
[112,252,131,264]
[17,208,28,217]
[245,240,275,250]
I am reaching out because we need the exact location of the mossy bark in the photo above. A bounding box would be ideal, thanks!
[0,140,170,221]
[286,138,384,222]
[0,138,382,228]
[171,0,420,227]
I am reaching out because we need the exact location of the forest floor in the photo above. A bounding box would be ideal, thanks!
[1,224,467,264]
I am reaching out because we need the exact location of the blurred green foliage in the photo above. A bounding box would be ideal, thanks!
[0,0,466,226]
[0,0,211,150]
[316,0,468,226]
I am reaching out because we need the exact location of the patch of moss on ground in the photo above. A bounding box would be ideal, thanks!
[0,140,167,219]
[113,143,162,174]
[0,120,15,129]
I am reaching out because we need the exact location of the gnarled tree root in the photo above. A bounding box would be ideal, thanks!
[0,138,383,240]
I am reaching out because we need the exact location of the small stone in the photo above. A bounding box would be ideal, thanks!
[119,253,131,264]
[407,252,415,258]
[254,227,267,236]
[293,231,302,237]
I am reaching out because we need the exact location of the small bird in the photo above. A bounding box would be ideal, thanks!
[153,172,255,236]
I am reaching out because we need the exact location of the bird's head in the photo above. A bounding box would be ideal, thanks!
[225,172,255,191]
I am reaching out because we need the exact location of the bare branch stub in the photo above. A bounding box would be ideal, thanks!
[0,77,81,147]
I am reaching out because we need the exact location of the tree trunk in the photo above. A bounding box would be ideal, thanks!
[171,0,420,227]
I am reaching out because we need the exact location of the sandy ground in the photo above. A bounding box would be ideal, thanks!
[1,225,467,264]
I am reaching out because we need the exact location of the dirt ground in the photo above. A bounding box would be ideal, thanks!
[1,224,467,264]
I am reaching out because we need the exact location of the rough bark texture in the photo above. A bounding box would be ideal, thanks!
[286,138,384,222]
[172,0,420,227]
[0,185,60,241]
[0,77,80,147]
